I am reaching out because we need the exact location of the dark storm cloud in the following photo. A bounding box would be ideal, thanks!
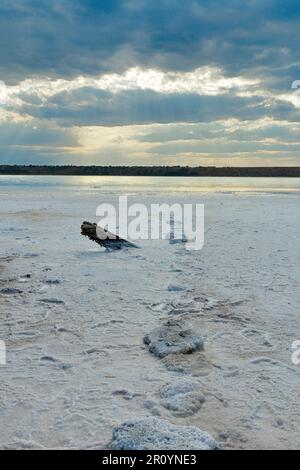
[18,87,298,127]
[0,119,79,164]
[0,145,77,165]
[148,140,300,156]
[0,0,300,90]
[0,121,77,147]
[135,121,300,144]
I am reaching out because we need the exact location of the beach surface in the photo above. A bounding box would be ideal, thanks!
[0,176,300,449]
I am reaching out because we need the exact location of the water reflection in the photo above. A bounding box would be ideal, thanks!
[1,175,300,193]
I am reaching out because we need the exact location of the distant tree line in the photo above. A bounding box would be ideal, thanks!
[0,165,300,177]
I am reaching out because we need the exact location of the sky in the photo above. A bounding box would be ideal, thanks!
[1,0,300,167]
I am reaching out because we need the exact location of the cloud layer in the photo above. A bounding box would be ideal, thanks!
[0,1,300,166]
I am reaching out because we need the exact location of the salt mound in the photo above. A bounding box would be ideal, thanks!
[143,318,204,358]
[110,417,219,450]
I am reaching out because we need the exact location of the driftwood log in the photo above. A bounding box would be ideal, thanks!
[81,221,138,250]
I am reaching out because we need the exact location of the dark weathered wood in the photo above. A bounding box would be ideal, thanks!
[81,221,138,250]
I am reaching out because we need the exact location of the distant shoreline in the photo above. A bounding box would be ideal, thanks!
[1,165,300,177]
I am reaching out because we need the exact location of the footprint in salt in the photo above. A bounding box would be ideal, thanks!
[167,284,186,293]
[38,298,65,305]
[194,295,219,310]
[0,287,23,295]
[150,302,173,313]
[240,328,274,349]
[159,380,206,417]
